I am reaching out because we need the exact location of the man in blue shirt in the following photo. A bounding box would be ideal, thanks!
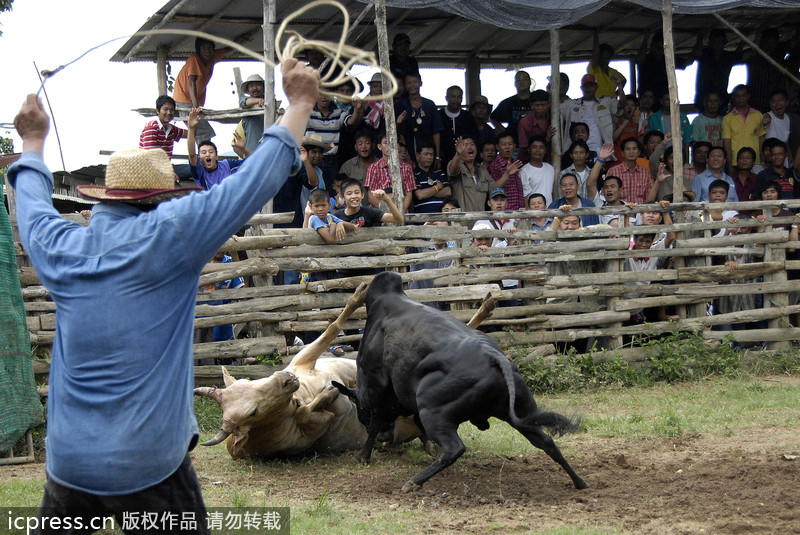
[692,146,738,202]
[8,58,319,531]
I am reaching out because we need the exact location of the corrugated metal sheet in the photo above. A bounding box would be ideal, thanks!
[111,0,800,67]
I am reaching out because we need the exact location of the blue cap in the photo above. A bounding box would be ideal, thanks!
[489,187,507,198]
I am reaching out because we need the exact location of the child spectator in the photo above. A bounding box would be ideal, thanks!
[707,179,739,236]
[475,189,518,303]
[364,130,416,211]
[304,188,359,245]
[139,95,186,158]
[560,122,597,169]
[188,108,248,190]
[330,174,348,212]
[173,37,229,143]
[520,135,554,205]
[333,179,404,227]
[479,141,497,168]
[413,139,451,213]
[298,135,331,210]
[526,193,552,232]
[235,74,266,155]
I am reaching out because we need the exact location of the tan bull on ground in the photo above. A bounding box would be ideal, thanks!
[195,282,496,459]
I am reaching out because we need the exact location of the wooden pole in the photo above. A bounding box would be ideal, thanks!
[549,29,562,202]
[661,0,683,205]
[156,46,168,97]
[374,0,404,213]
[465,56,482,107]
[261,0,277,225]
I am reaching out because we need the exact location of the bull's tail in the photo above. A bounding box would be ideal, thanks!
[489,348,524,427]
[490,349,581,435]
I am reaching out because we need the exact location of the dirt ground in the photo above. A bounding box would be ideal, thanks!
[5,381,799,534]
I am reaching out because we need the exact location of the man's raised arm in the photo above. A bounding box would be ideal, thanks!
[14,95,50,157]
[278,58,320,147]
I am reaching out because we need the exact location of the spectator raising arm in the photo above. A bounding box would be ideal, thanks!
[586,143,615,200]
[187,108,200,167]
[373,189,405,225]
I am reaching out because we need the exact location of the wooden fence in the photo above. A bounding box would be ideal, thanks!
[16,199,800,383]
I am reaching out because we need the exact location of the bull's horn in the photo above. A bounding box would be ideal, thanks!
[201,429,231,446]
[194,386,221,404]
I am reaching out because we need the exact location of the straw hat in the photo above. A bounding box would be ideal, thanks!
[240,74,265,94]
[301,134,334,151]
[77,149,200,203]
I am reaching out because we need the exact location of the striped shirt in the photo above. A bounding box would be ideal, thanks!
[139,120,185,157]
[364,157,416,194]
[488,157,524,211]
[608,162,654,204]
[305,106,351,156]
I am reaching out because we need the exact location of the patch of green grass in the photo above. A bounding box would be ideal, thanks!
[0,478,45,506]
[194,396,223,433]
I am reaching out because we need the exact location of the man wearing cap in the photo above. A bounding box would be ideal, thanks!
[470,95,496,153]
[490,70,533,145]
[8,58,319,528]
[560,73,624,155]
[439,85,479,169]
[389,33,420,83]
[235,73,266,155]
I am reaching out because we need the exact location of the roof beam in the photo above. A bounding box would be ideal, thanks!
[122,0,192,63]
[172,0,249,52]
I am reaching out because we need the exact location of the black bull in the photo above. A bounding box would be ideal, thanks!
[334,271,587,493]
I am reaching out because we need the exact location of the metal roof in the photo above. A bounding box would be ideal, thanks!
[111,0,800,68]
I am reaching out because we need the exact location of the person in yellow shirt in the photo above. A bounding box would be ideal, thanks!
[722,84,766,174]
[588,31,627,99]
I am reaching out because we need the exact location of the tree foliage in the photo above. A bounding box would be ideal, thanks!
[0,0,12,37]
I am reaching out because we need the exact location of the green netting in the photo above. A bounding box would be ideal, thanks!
[0,203,44,452]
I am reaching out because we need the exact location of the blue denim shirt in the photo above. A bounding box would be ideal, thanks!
[8,126,300,495]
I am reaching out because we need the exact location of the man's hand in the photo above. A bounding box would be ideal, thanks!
[598,142,614,161]
[233,131,246,153]
[15,95,49,155]
[282,57,320,109]
[188,107,201,130]
[300,146,308,163]
[372,189,387,201]
[505,160,523,175]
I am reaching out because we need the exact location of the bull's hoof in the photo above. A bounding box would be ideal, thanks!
[401,480,421,493]
[424,440,441,458]
[354,454,370,464]
[573,477,588,490]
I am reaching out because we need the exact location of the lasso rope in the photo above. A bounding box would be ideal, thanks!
[0,0,396,129]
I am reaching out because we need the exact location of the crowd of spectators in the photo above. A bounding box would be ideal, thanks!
[136,31,800,344]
